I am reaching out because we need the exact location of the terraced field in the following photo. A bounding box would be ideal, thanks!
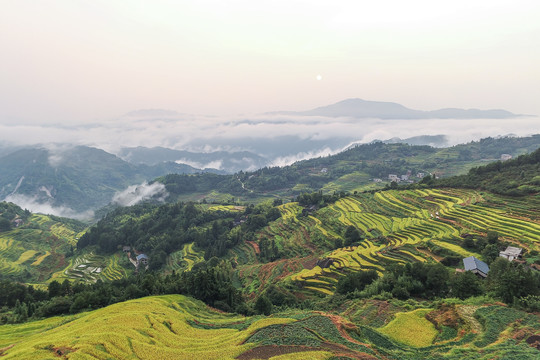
[0,214,82,282]
[1,295,538,359]
[168,242,205,272]
[51,252,130,283]
[0,295,322,360]
[262,189,540,295]
[207,205,246,212]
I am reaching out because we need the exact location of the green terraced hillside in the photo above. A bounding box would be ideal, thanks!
[241,188,540,297]
[0,211,85,283]
[1,294,539,359]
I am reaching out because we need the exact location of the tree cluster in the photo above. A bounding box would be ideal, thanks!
[0,258,247,324]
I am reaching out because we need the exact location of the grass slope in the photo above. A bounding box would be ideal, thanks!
[0,295,333,360]
[1,296,539,359]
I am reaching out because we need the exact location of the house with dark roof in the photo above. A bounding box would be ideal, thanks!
[463,256,490,278]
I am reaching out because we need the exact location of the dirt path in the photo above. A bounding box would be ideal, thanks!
[316,312,371,347]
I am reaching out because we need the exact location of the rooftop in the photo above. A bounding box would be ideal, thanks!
[463,256,490,275]
[500,246,522,257]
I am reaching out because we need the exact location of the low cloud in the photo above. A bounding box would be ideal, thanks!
[270,147,335,167]
[112,182,169,207]
[4,194,94,221]
[0,112,538,164]
[175,159,223,170]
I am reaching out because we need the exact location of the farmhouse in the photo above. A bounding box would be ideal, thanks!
[463,256,490,278]
[131,253,149,271]
[499,246,522,262]
[137,254,149,265]
[122,246,131,253]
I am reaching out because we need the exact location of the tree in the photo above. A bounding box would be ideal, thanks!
[61,280,72,296]
[48,280,62,298]
[482,244,499,264]
[463,237,475,249]
[254,295,273,315]
[488,258,539,303]
[0,218,11,232]
[344,226,362,246]
[337,270,378,294]
[487,231,499,244]
[451,271,483,299]
[425,263,449,297]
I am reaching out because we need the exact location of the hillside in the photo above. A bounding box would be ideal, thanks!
[0,202,85,283]
[0,136,537,214]
[1,137,540,359]
[1,294,539,359]
[118,146,268,173]
[435,146,540,195]
[158,135,540,204]
[0,146,219,214]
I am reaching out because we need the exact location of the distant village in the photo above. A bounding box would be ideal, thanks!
[374,153,513,184]
[372,170,430,184]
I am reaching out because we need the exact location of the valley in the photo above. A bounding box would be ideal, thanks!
[0,138,539,359]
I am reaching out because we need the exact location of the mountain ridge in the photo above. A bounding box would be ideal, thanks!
[271,98,521,119]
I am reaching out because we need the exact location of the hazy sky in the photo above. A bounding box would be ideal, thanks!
[1,0,539,123]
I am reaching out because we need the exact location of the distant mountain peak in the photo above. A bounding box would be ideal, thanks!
[272,98,521,119]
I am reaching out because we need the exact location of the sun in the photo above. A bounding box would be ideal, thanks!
[316,75,322,81]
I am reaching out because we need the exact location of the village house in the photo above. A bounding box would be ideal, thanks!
[388,174,399,182]
[500,154,512,161]
[499,246,522,262]
[136,254,149,271]
[463,256,490,278]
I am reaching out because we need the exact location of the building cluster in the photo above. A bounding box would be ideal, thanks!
[460,246,525,279]
[374,171,428,184]
[123,246,149,272]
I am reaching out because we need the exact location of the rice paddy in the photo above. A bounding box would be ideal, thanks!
[266,188,540,295]
[379,309,438,347]
[0,295,353,360]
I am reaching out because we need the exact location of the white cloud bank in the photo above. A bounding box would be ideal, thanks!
[0,113,538,167]
[4,194,94,221]
[112,182,169,207]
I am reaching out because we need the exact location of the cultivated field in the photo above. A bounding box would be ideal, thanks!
[250,189,540,296]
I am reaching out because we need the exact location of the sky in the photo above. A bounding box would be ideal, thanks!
[1,0,540,124]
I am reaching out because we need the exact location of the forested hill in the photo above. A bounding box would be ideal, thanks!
[157,135,540,203]
[433,146,540,196]
[0,146,221,213]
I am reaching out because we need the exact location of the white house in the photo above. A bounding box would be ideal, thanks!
[499,246,522,261]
